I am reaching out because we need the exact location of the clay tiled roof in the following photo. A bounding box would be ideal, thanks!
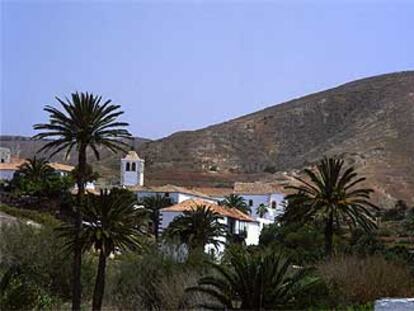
[128,184,214,200]
[190,187,234,198]
[123,150,142,161]
[161,198,255,222]
[234,182,288,195]
[0,158,74,172]
[49,162,74,172]
[0,158,26,170]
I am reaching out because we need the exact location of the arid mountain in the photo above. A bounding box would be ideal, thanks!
[1,71,413,206]
[137,71,414,206]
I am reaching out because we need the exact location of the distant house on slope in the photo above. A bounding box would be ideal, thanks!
[0,147,74,181]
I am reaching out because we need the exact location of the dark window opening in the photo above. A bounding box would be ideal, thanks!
[271,201,277,209]
[0,159,4,163]
[164,192,170,197]
[131,162,136,171]
[126,162,130,171]
[249,199,253,207]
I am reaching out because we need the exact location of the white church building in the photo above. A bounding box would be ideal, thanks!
[119,150,287,251]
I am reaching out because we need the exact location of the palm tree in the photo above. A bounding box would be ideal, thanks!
[16,156,55,182]
[187,248,315,310]
[33,92,131,310]
[256,203,268,218]
[141,194,172,240]
[284,157,379,256]
[58,190,149,310]
[221,194,251,215]
[164,205,227,253]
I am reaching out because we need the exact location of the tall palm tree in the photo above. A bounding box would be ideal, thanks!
[164,205,227,253]
[221,194,251,215]
[16,156,55,182]
[187,248,315,310]
[141,194,172,240]
[256,203,268,218]
[58,190,149,310]
[33,92,131,310]
[284,157,379,256]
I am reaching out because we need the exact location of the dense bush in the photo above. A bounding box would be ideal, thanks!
[0,222,96,309]
[259,222,325,263]
[317,255,414,305]
[106,249,207,310]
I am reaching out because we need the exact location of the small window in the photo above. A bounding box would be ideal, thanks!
[164,192,170,197]
[249,199,253,207]
[0,159,4,163]
[131,162,136,171]
[126,162,130,171]
[271,201,277,209]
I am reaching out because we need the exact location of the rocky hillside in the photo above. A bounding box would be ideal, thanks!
[137,71,414,205]
[1,72,413,206]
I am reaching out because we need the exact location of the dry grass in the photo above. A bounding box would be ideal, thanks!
[317,255,414,305]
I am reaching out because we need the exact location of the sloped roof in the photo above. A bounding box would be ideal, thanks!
[49,162,74,172]
[190,187,234,197]
[123,150,142,161]
[0,158,26,170]
[0,158,74,172]
[233,182,288,195]
[161,198,255,222]
[128,184,214,200]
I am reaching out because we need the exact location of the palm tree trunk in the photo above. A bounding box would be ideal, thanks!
[72,144,86,311]
[324,212,334,257]
[154,209,160,240]
[92,249,107,311]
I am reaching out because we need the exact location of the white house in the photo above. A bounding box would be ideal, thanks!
[0,148,75,181]
[233,182,287,230]
[160,198,259,254]
[118,151,287,251]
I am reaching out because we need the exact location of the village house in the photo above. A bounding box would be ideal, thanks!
[120,150,288,251]
[0,147,75,181]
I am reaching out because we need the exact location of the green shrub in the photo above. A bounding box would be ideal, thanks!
[0,204,60,226]
[259,222,325,263]
[0,222,96,308]
[107,249,206,310]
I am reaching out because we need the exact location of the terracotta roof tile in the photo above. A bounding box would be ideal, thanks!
[190,187,234,197]
[0,158,74,172]
[127,184,214,200]
[233,182,288,195]
[161,198,255,222]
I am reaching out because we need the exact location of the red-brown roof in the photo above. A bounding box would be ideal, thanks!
[190,187,234,197]
[233,182,288,195]
[0,158,74,172]
[161,198,255,222]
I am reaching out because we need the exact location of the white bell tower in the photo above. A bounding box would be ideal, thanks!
[120,150,145,186]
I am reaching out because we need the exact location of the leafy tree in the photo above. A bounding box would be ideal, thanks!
[17,156,55,182]
[57,191,149,310]
[221,194,251,215]
[164,205,227,254]
[33,92,131,310]
[283,157,379,256]
[141,194,172,240]
[11,157,73,198]
[187,248,316,310]
[256,203,268,218]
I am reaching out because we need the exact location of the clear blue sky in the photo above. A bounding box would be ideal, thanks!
[1,0,413,139]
